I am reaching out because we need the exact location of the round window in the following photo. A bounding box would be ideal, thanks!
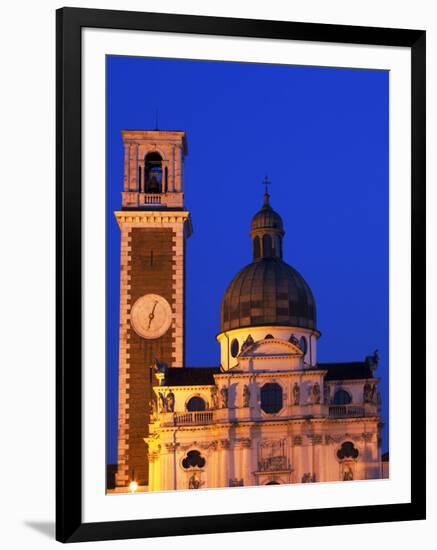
[230,338,239,357]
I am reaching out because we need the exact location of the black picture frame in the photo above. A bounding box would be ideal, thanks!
[56,7,426,543]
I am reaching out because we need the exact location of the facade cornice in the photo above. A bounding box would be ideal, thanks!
[327,377,380,384]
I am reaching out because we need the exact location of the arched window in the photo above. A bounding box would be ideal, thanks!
[264,334,274,340]
[260,383,283,414]
[333,389,352,405]
[262,234,272,257]
[253,236,261,259]
[182,450,206,469]
[186,396,206,411]
[144,152,163,193]
[274,235,282,258]
[299,336,308,354]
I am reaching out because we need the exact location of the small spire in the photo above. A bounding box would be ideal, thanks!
[262,176,271,207]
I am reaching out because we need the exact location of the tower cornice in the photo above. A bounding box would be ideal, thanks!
[114,210,193,236]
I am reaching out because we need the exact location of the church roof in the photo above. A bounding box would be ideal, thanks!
[318,362,375,380]
[220,258,316,332]
[161,367,221,386]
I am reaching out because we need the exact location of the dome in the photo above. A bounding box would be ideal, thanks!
[250,193,284,233]
[220,257,317,332]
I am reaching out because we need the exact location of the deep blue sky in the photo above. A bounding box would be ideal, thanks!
[106,56,389,464]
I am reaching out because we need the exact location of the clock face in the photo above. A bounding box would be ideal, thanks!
[130,294,172,340]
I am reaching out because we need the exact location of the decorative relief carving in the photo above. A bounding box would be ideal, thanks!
[324,384,331,404]
[307,434,322,445]
[325,432,367,445]
[312,383,321,404]
[166,391,175,412]
[165,442,179,452]
[211,386,219,409]
[220,386,228,408]
[258,439,289,471]
[242,385,250,407]
[198,440,218,451]
[293,436,302,446]
[292,383,300,405]
[220,439,230,449]
[188,473,203,489]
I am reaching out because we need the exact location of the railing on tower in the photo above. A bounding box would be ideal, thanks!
[143,194,162,205]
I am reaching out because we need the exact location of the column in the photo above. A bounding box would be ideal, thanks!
[135,144,139,192]
[241,438,252,486]
[169,146,175,192]
[219,439,230,488]
[123,143,129,191]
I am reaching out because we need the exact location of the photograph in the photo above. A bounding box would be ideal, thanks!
[105,55,389,494]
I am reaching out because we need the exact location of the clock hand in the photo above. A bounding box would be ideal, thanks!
[147,301,159,329]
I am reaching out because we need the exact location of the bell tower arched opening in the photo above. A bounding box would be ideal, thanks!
[144,152,163,193]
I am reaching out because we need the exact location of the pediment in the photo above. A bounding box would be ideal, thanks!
[240,338,303,358]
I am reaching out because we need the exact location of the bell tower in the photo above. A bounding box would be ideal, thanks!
[114,130,192,489]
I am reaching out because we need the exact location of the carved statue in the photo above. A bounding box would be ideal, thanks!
[154,358,168,375]
[220,386,228,408]
[323,384,330,404]
[211,386,219,409]
[363,382,372,403]
[365,349,379,369]
[166,391,175,413]
[149,398,157,417]
[158,392,167,413]
[292,383,300,405]
[376,390,382,410]
[242,385,250,407]
[188,473,202,490]
[343,467,354,481]
[312,383,321,404]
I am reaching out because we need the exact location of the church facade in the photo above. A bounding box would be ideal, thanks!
[113,129,384,493]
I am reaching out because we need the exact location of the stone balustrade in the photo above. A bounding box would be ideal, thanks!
[121,191,184,209]
[328,405,366,418]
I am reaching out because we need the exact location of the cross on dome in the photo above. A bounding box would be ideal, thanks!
[262,175,271,206]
